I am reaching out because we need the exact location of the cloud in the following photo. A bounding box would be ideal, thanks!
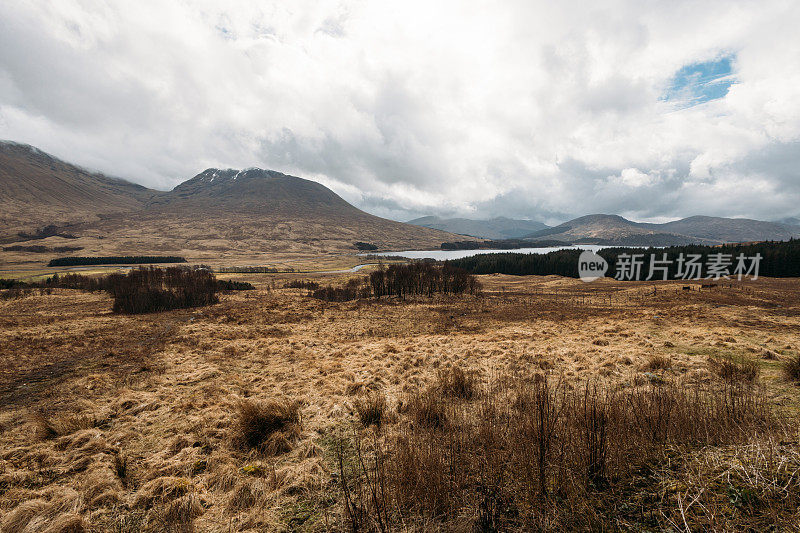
[0,0,799,223]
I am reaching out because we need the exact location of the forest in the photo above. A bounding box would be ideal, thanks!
[447,239,800,279]
[47,256,187,267]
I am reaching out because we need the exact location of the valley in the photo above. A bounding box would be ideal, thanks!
[2,141,800,531]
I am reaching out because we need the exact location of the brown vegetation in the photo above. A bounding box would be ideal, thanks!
[234,399,302,455]
[353,393,388,428]
[1,274,800,530]
[107,266,219,314]
[782,353,800,383]
[337,373,784,530]
[312,263,480,302]
[708,354,761,384]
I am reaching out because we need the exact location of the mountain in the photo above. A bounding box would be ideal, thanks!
[408,216,549,239]
[115,167,463,256]
[774,216,800,227]
[646,216,800,243]
[5,141,797,260]
[0,143,466,260]
[148,168,361,215]
[526,214,800,246]
[0,141,157,242]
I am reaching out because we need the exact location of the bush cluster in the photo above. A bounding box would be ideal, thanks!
[216,279,255,291]
[311,263,480,302]
[285,279,320,290]
[106,267,218,314]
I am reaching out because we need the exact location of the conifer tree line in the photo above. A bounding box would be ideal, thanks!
[447,239,800,279]
[47,256,187,267]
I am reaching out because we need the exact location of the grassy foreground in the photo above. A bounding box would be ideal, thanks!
[1,273,799,531]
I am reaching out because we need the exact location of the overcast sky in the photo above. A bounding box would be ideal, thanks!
[1,1,799,224]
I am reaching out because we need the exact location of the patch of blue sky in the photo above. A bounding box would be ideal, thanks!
[661,54,737,109]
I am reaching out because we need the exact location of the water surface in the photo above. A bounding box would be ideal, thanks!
[364,245,608,261]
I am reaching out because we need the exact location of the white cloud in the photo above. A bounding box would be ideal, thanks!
[0,0,799,222]
[615,168,655,188]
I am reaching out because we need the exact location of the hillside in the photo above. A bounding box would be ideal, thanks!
[408,215,549,239]
[0,141,157,242]
[148,168,364,215]
[526,214,800,245]
[650,215,800,243]
[524,214,688,245]
[93,167,466,258]
[5,141,796,261]
[0,145,467,262]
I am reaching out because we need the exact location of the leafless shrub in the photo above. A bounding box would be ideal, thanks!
[337,375,783,530]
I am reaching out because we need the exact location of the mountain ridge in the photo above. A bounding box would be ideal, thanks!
[526,213,800,245]
[408,215,549,239]
[0,141,159,241]
[0,143,467,257]
[3,141,800,257]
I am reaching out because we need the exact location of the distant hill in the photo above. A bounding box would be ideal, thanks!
[148,168,363,216]
[526,214,800,245]
[645,215,800,244]
[4,141,798,260]
[121,167,463,255]
[774,216,800,227]
[408,216,549,239]
[0,141,157,242]
[0,143,466,259]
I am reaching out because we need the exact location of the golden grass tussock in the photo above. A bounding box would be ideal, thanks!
[233,398,302,455]
[782,353,800,383]
[436,365,479,400]
[641,354,672,371]
[353,391,388,427]
[0,491,86,533]
[31,411,103,441]
[708,354,760,384]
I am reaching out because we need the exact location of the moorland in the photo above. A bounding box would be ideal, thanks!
[1,268,799,531]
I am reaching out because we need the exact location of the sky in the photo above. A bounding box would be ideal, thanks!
[1,1,799,225]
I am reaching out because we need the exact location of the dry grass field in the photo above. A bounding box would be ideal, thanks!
[1,273,800,531]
